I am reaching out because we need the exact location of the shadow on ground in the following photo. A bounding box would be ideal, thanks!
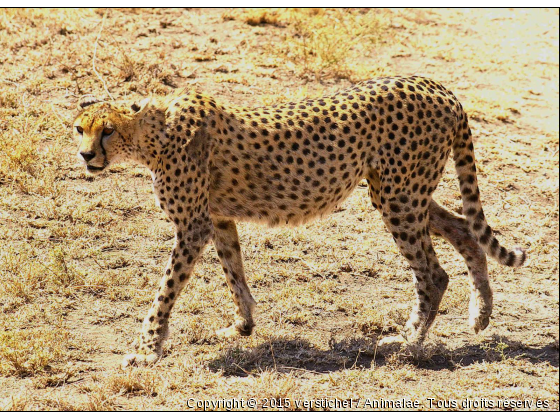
[207,335,559,376]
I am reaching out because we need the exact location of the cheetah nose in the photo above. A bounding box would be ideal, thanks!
[80,151,96,162]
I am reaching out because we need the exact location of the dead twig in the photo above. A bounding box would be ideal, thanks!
[269,339,278,371]
[232,362,252,376]
[92,10,114,101]
[271,254,327,280]
[49,103,67,130]
[0,78,20,88]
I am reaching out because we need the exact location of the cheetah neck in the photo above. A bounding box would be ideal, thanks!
[129,101,168,174]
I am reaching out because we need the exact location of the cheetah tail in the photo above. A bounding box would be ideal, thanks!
[452,115,526,267]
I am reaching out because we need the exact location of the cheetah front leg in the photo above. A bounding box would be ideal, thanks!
[212,218,256,339]
[122,220,213,367]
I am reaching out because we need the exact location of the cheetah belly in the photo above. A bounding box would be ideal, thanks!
[208,149,367,226]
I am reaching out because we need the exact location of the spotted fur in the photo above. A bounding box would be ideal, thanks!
[73,76,526,366]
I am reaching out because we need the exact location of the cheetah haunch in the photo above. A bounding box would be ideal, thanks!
[74,76,526,367]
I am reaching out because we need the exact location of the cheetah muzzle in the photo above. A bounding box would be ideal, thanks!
[73,76,526,367]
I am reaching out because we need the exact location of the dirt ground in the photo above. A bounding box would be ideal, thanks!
[0,8,558,411]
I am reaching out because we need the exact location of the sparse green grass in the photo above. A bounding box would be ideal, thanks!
[0,7,558,411]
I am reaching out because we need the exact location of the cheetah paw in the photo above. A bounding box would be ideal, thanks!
[376,335,407,353]
[469,311,490,334]
[121,352,160,368]
[469,296,491,334]
[216,323,253,339]
[216,325,240,339]
[376,335,425,356]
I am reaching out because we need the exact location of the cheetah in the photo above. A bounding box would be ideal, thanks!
[73,76,526,367]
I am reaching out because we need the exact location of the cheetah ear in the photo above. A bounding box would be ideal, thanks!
[131,97,151,114]
[77,95,102,110]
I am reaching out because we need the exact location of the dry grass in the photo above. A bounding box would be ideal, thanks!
[0,8,558,411]
[223,8,391,80]
[0,328,69,377]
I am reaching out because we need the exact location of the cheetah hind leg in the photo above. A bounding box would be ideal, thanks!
[378,200,448,352]
[375,200,492,354]
[367,172,416,352]
[212,218,256,340]
[368,167,490,340]
[428,201,492,333]
[367,169,452,353]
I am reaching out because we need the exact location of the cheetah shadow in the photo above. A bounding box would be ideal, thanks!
[207,335,558,376]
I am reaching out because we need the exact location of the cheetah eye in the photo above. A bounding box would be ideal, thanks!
[76,126,84,134]
[102,127,114,136]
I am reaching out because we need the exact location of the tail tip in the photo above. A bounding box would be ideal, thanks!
[509,247,527,267]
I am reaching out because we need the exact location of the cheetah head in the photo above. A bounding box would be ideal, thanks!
[73,96,149,174]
